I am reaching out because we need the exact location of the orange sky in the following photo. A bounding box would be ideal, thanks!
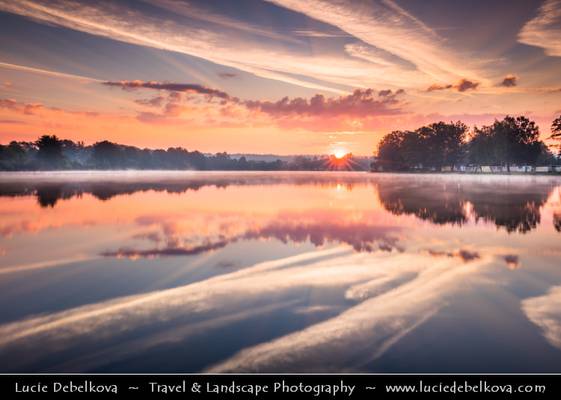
[1,0,561,155]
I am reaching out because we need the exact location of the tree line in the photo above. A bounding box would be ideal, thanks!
[0,136,368,171]
[375,115,561,171]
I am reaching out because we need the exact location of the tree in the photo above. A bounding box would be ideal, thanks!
[421,121,468,168]
[91,140,122,168]
[376,122,467,170]
[0,142,28,170]
[400,130,426,168]
[551,115,561,161]
[552,115,561,140]
[473,116,542,170]
[468,126,496,165]
[377,130,406,169]
[35,134,65,168]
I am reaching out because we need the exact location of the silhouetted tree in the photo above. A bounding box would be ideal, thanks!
[35,134,65,168]
[400,131,425,168]
[377,122,467,170]
[468,126,496,166]
[420,121,468,168]
[0,142,29,170]
[467,116,545,169]
[489,116,541,170]
[552,115,561,140]
[91,140,122,168]
[551,115,561,161]
[377,130,407,169]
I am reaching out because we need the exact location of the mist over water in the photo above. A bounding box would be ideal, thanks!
[0,171,561,372]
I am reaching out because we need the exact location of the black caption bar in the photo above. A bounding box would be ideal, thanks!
[0,374,558,399]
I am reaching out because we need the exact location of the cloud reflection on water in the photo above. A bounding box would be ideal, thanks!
[1,172,561,371]
[523,286,561,350]
[0,246,488,372]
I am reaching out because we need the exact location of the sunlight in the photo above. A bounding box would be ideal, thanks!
[332,149,348,159]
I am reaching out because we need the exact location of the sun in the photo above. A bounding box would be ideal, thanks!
[327,147,355,170]
[332,148,347,159]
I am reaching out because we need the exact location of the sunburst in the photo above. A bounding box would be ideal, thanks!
[326,149,359,170]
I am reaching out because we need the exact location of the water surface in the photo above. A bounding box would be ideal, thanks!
[0,171,561,372]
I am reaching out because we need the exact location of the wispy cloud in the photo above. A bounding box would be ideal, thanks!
[0,0,361,93]
[0,0,488,95]
[344,43,403,68]
[293,29,348,38]
[0,248,489,371]
[518,0,561,56]
[0,61,100,82]
[208,254,488,371]
[266,0,484,84]
[145,0,301,44]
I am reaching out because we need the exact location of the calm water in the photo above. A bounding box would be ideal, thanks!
[0,171,561,372]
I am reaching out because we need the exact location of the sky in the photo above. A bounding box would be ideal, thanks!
[0,0,561,155]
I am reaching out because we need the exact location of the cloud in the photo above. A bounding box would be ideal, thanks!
[134,96,165,107]
[342,43,430,88]
[102,81,405,121]
[500,74,518,87]
[243,220,401,253]
[344,271,418,301]
[0,99,44,115]
[0,99,19,111]
[102,213,402,259]
[267,0,483,83]
[244,88,404,117]
[455,79,480,92]
[217,72,237,79]
[427,83,453,92]
[103,81,234,100]
[0,0,485,94]
[0,256,94,276]
[522,285,561,350]
[292,29,348,38]
[0,61,100,83]
[208,254,488,372]
[426,249,480,263]
[0,0,370,93]
[0,248,349,349]
[0,247,488,371]
[427,79,480,92]
[379,89,404,97]
[146,0,299,44]
[518,0,561,57]
[0,98,99,117]
[503,254,520,269]
[101,240,231,259]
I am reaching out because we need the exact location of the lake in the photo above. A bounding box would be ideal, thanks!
[0,171,561,372]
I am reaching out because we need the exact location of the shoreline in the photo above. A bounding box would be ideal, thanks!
[0,170,561,180]
[369,170,561,176]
